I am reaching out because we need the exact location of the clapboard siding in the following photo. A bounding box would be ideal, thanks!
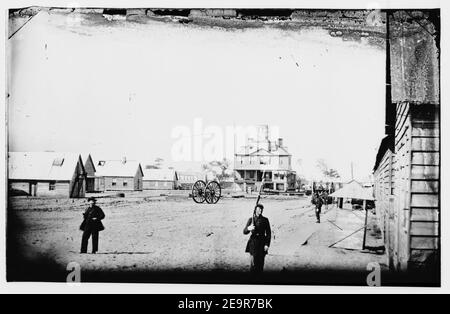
[410,221,439,236]
[411,165,439,180]
[95,177,105,192]
[134,168,143,191]
[410,207,439,222]
[411,194,439,207]
[411,181,439,193]
[412,126,439,137]
[375,102,440,270]
[407,106,440,266]
[104,177,136,191]
[387,11,440,274]
[143,180,175,190]
[412,137,439,151]
[84,155,96,177]
[393,102,412,270]
[373,148,397,268]
[36,182,71,197]
[412,152,439,165]
[410,237,439,250]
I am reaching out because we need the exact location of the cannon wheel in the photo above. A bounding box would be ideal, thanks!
[205,181,221,204]
[192,180,207,203]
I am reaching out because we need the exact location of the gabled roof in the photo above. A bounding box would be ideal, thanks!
[237,147,291,156]
[269,147,291,156]
[143,169,178,181]
[8,152,84,181]
[330,180,374,200]
[83,154,96,173]
[95,160,143,177]
[373,135,395,172]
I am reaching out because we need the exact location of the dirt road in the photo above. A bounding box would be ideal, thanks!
[8,194,387,283]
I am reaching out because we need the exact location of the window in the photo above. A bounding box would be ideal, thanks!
[49,181,56,191]
[112,179,117,186]
[260,157,269,165]
[123,181,128,187]
[52,158,64,166]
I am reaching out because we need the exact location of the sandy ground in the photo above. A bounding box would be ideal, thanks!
[8,193,387,281]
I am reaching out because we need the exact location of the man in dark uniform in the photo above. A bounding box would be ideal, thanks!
[313,193,323,223]
[80,197,105,254]
[243,204,271,273]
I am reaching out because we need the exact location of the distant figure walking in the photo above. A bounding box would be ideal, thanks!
[321,190,329,210]
[313,193,323,223]
[80,197,105,254]
[243,204,271,273]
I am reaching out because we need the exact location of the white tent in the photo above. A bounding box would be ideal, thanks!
[330,180,374,201]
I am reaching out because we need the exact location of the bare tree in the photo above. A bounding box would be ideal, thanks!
[202,159,234,181]
[146,157,165,169]
[316,158,340,179]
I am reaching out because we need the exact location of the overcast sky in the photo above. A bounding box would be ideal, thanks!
[8,11,386,181]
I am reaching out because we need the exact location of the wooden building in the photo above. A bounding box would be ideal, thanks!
[143,169,178,190]
[373,11,440,275]
[95,159,144,191]
[234,125,296,193]
[8,152,86,198]
[83,154,97,193]
[178,171,206,190]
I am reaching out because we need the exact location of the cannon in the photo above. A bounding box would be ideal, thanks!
[192,180,222,204]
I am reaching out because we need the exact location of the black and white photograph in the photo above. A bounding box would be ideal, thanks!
[3,0,442,290]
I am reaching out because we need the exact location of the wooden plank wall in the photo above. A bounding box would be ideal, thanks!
[104,177,136,191]
[374,149,396,268]
[69,159,86,198]
[84,156,96,178]
[409,108,440,266]
[393,101,411,270]
[393,102,440,269]
[385,10,440,274]
[134,170,143,191]
[95,177,105,192]
[10,181,72,197]
[143,181,175,190]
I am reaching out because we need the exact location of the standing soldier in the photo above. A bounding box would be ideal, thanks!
[80,197,105,254]
[243,204,271,273]
[314,193,323,223]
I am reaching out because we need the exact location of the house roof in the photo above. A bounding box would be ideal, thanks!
[82,154,96,173]
[143,169,178,181]
[95,160,143,177]
[8,152,84,181]
[373,135,395,171]
[330,180,374,200]
[236,147,291,157]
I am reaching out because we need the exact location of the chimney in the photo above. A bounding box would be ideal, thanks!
[278,138,284,148]
[257,125,269,142]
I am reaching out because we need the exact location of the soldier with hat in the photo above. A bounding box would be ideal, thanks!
[80,197,105,254]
